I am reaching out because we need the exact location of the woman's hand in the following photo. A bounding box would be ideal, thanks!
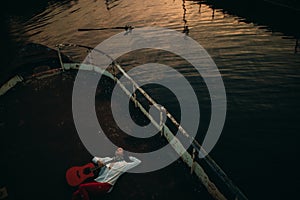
[97,160,104,166]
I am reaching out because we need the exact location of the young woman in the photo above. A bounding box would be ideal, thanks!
[72,147,141,200]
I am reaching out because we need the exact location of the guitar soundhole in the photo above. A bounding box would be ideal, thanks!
[83,167,91,175]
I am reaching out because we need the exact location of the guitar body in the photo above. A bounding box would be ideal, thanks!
[66,163,96,187]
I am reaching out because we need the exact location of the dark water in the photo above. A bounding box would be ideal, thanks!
[1,0,300,199]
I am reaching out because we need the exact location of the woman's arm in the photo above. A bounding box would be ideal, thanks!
[123,156,141,171]
[92,156,113,166]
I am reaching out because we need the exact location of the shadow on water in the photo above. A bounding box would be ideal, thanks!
[201,0,300,38]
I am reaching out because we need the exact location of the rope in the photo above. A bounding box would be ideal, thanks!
[78,25,135,32]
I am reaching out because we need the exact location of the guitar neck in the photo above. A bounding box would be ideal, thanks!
[90,165,103,172]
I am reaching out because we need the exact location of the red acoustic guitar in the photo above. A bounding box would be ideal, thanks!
[66,163,103,187]
[66,157,123,187]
